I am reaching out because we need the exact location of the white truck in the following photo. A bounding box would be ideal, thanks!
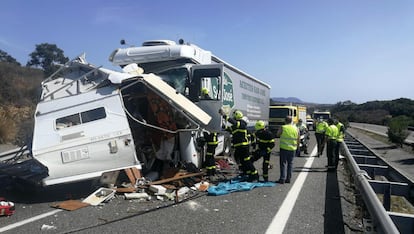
[109,39,271,169]
[4,40,270,187]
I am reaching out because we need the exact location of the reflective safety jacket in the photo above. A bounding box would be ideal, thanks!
[225,117,249,147]
[336,122,345,142]
[254,129,275,153]
[280,124,299,151]
[205,131,219,146]
[316,121,328,134]
[325,124,338,140]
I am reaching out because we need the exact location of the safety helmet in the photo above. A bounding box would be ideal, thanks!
[233,110,243,120]
[255,120,265,131]
[201,87,209,95]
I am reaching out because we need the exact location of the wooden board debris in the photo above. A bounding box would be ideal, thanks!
[150,172,205,185]
[51,200,90,211]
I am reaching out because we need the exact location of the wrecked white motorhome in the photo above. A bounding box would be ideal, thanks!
[1,39,270,187]
[29,55,215,186]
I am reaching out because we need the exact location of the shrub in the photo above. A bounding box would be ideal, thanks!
[0,106,18,143]
[387,116,410,147]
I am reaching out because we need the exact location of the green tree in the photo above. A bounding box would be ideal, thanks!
[0,50,21,66]
[26,43,69,77]
[387,115,410,147]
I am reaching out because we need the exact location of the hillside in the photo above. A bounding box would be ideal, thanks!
[0,62,44,145]
[271,97,304,104]
[331,98,414,126]
[271,96,414,127]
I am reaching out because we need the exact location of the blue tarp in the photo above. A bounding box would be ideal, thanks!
[207,180,276,196]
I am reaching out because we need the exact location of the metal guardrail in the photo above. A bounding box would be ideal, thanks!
[0,145,29,162]
[343,132,414,233]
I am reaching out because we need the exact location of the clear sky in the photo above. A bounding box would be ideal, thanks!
[1,0,413,104]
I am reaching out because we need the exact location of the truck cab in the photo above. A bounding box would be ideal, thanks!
[110,39,270,161]
[269,105,306,136]
[312,111,331,129]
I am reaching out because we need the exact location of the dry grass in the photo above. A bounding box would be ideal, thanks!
[377,194,414,214]
[0,105,34,144]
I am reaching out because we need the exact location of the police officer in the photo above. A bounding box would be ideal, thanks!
[335,119,345,169]
[324,118,338,171]
[277,116,299,184]
[220,109,259,182]
[252,120,275,182]
[315,118,328,157]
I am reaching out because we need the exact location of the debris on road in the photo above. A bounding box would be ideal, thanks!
[207,180,276,196]
[51,200,90,211]
[0,197,15,216]
[82,188,116,206]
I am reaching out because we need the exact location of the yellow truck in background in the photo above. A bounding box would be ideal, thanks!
[268,105,307,135]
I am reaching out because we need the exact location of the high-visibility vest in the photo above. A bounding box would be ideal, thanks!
[336,122,344,142]
[206,132,218,146]
[325,124,338,140]
[316,121,328,134]
[280,124,298,151]
[227,120,249,147]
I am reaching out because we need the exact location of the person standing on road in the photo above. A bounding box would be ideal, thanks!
[325,118,338,171]
[219,109,259,182]
[315,118,328,157]
[334,119,345,169]
[251,120,275,182]
[276,116,299,184]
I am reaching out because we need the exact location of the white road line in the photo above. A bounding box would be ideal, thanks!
[265,146,317,234]
[0,209,62,233]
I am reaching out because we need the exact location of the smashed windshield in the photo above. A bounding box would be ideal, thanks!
[158,68,188,94]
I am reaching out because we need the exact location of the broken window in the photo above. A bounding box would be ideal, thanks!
[81,107,106,123]
[158,68,188,95]
[56,107,106,130]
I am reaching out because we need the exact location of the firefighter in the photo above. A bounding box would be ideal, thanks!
[315,118,328,157]
[201,87,212,99]
[252,120,275,182]
[204,131,218,176]
[335,119,345,169]
[219,109,259,182]
[324,118,338,172]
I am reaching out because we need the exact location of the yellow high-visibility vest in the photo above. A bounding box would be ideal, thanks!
[280,124,298,151]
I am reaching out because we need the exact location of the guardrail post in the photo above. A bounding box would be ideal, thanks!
[383,183,391,211]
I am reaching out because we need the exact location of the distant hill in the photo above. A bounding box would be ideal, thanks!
[271,97,304,104]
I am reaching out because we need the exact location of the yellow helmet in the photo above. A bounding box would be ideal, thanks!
[233,110,243,120]
[201,87,209,95]
[255,120,265,130]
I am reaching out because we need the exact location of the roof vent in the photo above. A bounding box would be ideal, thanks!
[142,40,176,46]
